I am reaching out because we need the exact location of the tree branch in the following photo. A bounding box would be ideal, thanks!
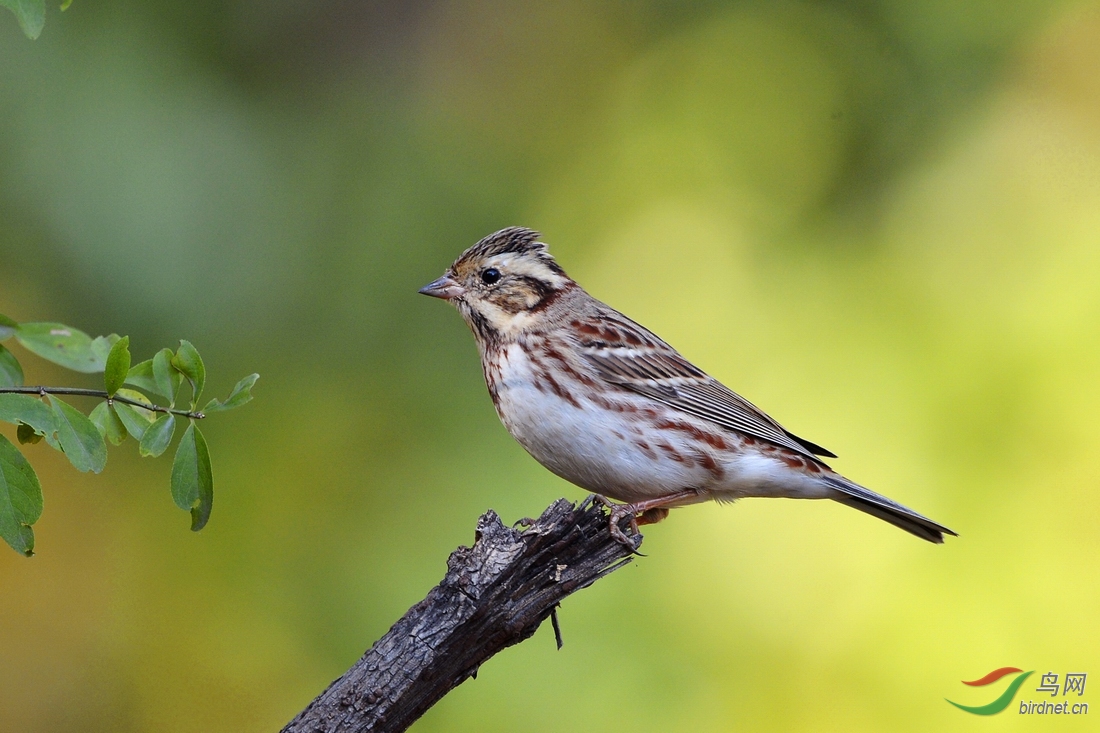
[281,497,640,733]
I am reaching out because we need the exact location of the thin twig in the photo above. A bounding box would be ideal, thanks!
[0,386,205,419]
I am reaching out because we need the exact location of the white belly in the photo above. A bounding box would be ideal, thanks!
[490,344,829,504]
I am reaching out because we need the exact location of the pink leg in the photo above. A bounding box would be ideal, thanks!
[592,489,702,548]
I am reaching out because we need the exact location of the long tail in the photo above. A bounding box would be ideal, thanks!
[823,475,957,544]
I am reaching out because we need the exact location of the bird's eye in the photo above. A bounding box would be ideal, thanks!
[481,268,502,285]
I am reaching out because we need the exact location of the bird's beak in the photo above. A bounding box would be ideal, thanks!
[418,274,464,300]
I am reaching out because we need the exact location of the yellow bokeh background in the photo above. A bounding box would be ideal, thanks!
[2,2,1098,731]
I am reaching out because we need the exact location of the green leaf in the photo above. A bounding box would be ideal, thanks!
[60,0,72,10]
[111,389,156,441]
[0,313,17,341]
[0,434,42,556]
[0,0,45,40]
[15,323,105,373]
[171,341,205,406]
[90,334,121,366]
[89,402,126,446]
[171,422,213,531]
[104,336,131,396]
[203,373,259,413]
[139,413,175,458]
[153,348,182,404]
[124,359,160,398]
[0,345,23,387]
[48,395,108,474]
[125,350,181,403]
[0,393,58,436]
[112,403,148,441]
[17,423,42,445]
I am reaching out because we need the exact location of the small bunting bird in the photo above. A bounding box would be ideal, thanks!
[420,227,955,547]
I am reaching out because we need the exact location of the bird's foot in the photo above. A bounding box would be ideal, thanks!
[590,494,644,553]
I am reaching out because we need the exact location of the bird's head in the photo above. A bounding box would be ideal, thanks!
[419,227,574,343]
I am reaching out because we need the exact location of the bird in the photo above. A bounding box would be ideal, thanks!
[419,227,955,547]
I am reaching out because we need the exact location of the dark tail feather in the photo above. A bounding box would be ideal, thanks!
[823,475,957,544]
[784,429,837,458]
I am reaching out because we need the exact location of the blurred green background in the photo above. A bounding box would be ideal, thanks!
[2,1,1099,731]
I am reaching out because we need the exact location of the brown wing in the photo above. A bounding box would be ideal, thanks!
[573,310,835,460]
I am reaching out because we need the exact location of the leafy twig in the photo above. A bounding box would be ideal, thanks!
[0,386,206,419]
[0,313,256,554]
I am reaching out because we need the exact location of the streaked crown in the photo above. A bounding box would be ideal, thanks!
[451,227,564,278]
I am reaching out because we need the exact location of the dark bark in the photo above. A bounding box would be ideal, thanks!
[281,497,639,733]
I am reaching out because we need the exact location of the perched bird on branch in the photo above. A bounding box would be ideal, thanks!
[421,227,955,547]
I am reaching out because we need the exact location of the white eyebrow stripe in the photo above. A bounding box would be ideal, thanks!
[485,254,569,288]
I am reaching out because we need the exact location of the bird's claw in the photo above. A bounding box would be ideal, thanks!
[590,494,644,554]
